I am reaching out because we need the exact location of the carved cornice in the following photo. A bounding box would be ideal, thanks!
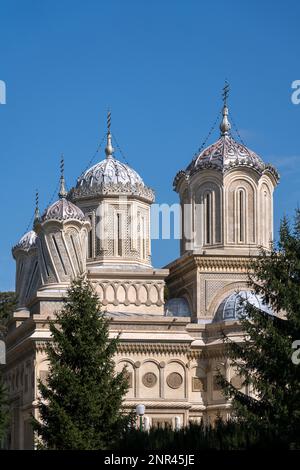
[194,256,252,272]
[118,342,191,356]
[69,182,155,204]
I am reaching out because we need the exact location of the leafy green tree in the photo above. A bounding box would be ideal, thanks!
[0,291,17,334]
[220,210,300,448]
[33,277,130,450]
[0,291,17,446]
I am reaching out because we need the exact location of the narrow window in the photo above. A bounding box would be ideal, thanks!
[141,216,146,259]
[205,193,211,244]
[117,213,122,256]
[88,215,93,258]
[239,190,245,243]
[263,190,268,246]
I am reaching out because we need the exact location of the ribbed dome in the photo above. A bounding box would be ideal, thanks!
[188,134,265,174]
[78,157,145,188]
[69,116,155,202]
[213,290,272,323]
[70,156,155,203]
[173,104,279,191]
[41,198,86,222]
[12,230,37,256]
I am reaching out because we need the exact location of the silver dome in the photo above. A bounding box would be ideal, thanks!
[12,230,37,256]
[69,118,155,202]
[41,198,86,223]
[70,156,155,203]
[78,157,144,188]
[214,290,272,323]
[165,298,191,317]
[188,134,264,173]
[173,103,279,191]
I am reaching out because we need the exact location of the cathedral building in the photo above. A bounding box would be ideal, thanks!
[5,96,279,449]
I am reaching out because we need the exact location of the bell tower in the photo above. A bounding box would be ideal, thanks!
[167,86,279,321]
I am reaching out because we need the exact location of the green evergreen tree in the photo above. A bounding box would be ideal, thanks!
[33,277,130,450]
[0,291,17,446]
[220,209,300,447]
[0,377,8,447]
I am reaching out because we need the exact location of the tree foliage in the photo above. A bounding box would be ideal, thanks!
[33,277,130,450]
[0,291,16,446]
[219,210,300,447]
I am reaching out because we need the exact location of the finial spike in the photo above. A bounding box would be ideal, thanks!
[59,154,67,198]
[34,189,40,223]
[105,109,114,158]
[222,79,230,106]
[220,80,231,136]
[107,108,111,133]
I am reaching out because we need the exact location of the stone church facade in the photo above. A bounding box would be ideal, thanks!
[4,99,279,449]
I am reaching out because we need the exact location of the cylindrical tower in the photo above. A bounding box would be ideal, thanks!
[35,160,91,287]
[174,102,279,256]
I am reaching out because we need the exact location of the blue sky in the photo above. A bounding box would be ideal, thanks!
[1,0,300,291]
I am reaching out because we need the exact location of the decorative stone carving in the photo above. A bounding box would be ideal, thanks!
[166,372,183,389]
[70,180,154,203]
[142,372,157,388]
[192,377,207,392]
[41,198,87,222]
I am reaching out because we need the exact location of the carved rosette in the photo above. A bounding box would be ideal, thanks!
[142,372,157,388]
[166,372,183,389]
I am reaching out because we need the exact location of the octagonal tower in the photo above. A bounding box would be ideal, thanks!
[167,92,279,321]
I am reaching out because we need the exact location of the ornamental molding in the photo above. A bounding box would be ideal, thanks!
[194,256,252,272]
[91,279,164,308]
[117,342,190,356]
[123,401,192,410]
[69,182,155,204]
[117,342,202,358]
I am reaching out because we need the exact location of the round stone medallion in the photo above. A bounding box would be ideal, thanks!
[142,372,157,388]
[166,372,183,389]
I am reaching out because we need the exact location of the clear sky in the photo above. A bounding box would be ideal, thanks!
[1,0,300,291]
